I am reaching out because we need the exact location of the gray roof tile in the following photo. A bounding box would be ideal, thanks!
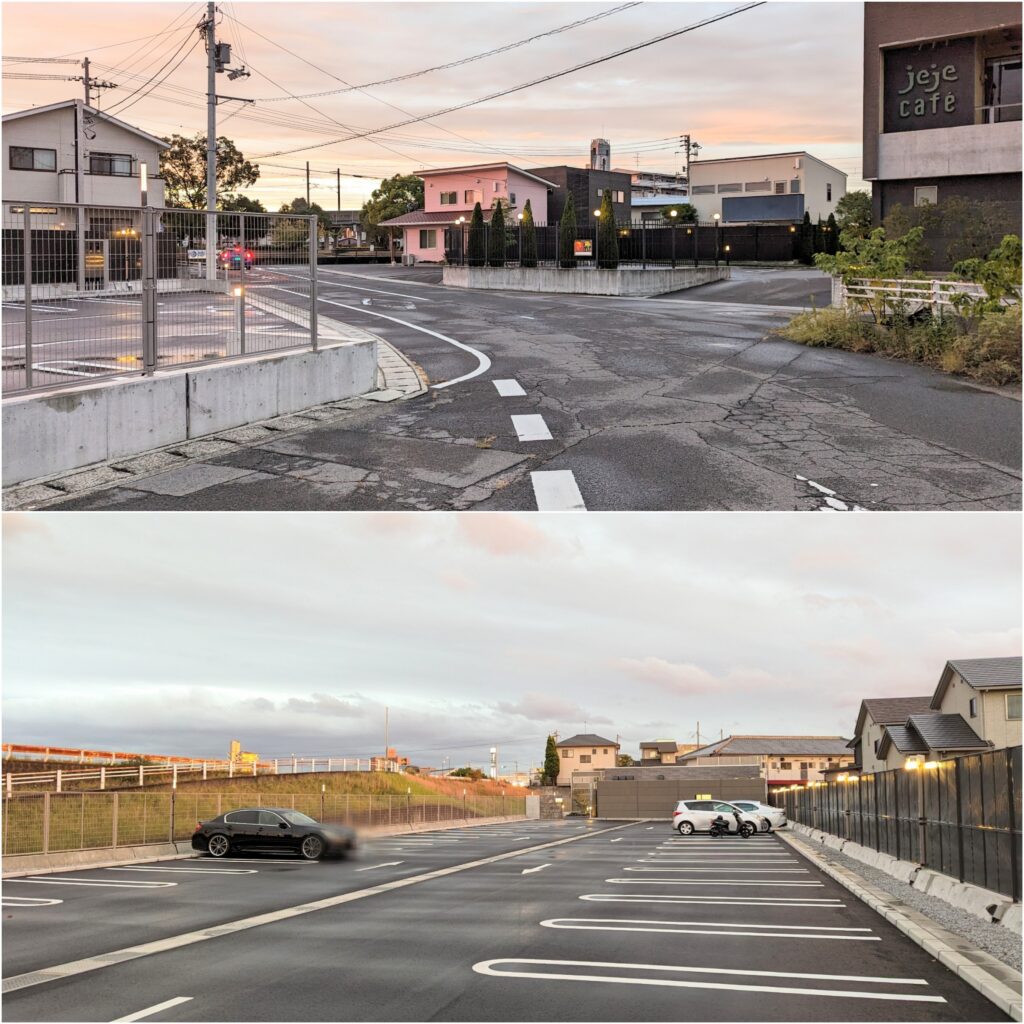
[948,657,1022,690]
[558,733,617,748]
[862,696,933,725]
[907,713,989,751]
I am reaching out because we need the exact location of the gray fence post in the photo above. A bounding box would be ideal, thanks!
[309,215,319,351]
[100,766,106,790]
[1007,750,1019,902]
[42,793,50,854]
[169,789,175,843]
[56,769,62,793]
[22,206,33,389]
[112,791,119,848]
[142,207,157,375]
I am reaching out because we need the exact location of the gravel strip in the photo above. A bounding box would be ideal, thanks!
[787,831,1021,971]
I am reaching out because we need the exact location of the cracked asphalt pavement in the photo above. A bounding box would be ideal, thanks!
[35,266,1022,511]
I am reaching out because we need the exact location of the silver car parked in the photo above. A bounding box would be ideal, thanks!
[671,799,768,835]
[731,800,787,831]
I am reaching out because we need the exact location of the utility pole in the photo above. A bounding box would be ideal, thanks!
[305,161,311,205]
[336,169,341,213]
[204,2,217,282]
[82,57,90,104]
[680,134,701,189]
[384,706,389,760]
[696,721,701,747]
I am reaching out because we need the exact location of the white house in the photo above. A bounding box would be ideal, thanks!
[3,99,167,212]
[687,151,847,223]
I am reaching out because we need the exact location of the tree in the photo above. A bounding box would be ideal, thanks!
[616,754,635,767]
[824,213,839,255]
[835,190,872,238]
[280,196,333,246]
[660,201,698,223]
[467,202,486,267]
[558,193,577,269]
[360,173,423,247]
[450,766,485,781]
[798,211,815,265]
[543,735,560,786]
[597,189,619,269]
[520,198,538,268]
[159,133,260,210]
[221,194,266,213]
[487,201,506,267]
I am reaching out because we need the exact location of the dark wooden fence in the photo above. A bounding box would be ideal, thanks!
[777,746,1021,900]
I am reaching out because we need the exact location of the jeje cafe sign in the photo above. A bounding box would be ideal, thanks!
[883,37,974,133]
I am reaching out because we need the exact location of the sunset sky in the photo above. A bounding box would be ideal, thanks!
[2,1,868,210]
[4,513,1019,770]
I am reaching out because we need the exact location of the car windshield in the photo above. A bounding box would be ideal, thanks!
[281,811,318,826]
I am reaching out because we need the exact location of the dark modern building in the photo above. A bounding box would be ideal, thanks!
[528,165,632,225]
[863,2,1021,226]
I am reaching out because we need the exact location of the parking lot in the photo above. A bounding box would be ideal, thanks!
[1,819,1003,1022]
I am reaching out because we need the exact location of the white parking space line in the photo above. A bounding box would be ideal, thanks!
[511,414,553,442]
[196,858,312,864]
[521,864,551,875]
[493,378,527,397]
[273,286,491,389]
[607,878,823,887]
[531,470,587,511]
[472,960,943,1003]
[315,279,433,302]
[7,878,177,889]
[581,894,847,908]
[111,996,193,1022]
[1,896,63,907]
[624,868,809,873]
[355,862,405,872]
[545,918,871,934]
[539,919,879,941]
[106,867,258,875]
[3,821,636,995]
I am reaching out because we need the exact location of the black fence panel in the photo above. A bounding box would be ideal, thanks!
[778,747,1020,899]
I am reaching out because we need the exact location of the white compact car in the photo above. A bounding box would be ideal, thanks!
[730,800,787,831]
[671,799,768,835]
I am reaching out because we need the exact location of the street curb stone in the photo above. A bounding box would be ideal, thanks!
[778,830,1023,1020]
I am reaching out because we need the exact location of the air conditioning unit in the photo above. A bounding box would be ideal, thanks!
[793,158,803,170]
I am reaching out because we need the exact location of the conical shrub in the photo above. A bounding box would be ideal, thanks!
[521,198,537,268]
[559,193,577,269]
[597,189,619,269]
[467,202,485,267]
[487,202,506,267]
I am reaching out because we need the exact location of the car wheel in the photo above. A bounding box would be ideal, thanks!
[739,822,756,838]
[301,834,325,860]
[207,833,231,858]
[677,821,695,836]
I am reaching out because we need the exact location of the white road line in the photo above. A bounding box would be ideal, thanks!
[521,864,551,875]
[471,959,943,1003]
[112,996,193,1022]
[546,918,871,934]
[609,838,624,843]
[315,269,434,301]
[273,286,490,389]
[607,878,823,887]
[1,896,63,907]
[355,862,405,872]
[196,858,312,864]
[624,868,808,873]
[531,470,586,511]
[7,878,177,889]
[2,821,636,994]
[511,414,553,442]
[539,919,878,941]
[493,378,526,397]
[106,867,258,875]
[581,894,846,908]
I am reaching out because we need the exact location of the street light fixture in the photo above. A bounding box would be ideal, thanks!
[593,208,601,268]
[669,208,678,269]
[712,212,721,267]
[517,211,524,264]
[455,215,466,266]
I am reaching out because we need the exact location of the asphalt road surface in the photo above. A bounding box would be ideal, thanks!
[25,265,1023,511]
[1,820,1006,1022]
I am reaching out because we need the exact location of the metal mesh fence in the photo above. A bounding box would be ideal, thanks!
[2,201,317,395]
[2,791,528,855]
[776,746,1021,900]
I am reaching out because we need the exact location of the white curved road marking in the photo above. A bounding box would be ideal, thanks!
[112,996,193,1022]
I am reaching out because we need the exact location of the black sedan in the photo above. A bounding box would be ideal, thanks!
[192,807,356,860]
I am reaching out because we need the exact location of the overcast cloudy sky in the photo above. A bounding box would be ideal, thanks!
[4,513,1019,771]
[2,1,867,209]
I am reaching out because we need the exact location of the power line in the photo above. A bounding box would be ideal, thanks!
[259,2,766,159]
[103,23,200,117]
[234,2,643,103]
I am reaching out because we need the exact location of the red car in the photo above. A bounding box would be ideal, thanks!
[219,245,254,269]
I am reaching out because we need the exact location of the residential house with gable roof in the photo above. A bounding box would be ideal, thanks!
[676,735,853,787]
[555,733,620,786]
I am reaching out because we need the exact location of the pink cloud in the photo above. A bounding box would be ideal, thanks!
[457,516,560,558]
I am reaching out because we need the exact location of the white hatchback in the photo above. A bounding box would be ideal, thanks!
[671,799,767,835]
[731,800,787,831]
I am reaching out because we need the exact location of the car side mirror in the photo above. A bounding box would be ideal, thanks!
[279,822,289,829]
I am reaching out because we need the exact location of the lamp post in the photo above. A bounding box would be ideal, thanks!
[713,212,721,267]
[517,211,524,265]
[723,243,731,266]
[139,162,148,207]
[455,216,465,266]
[669,208,678,269]
[593,208,601,268]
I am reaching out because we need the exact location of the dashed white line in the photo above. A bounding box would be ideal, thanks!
[355,861,405,872]
[111,996,193,1022]
[539,918,879,941]
[531,470,586,511]
[493,378,527,397]
[521,864,551,875]
[511,414,553,441]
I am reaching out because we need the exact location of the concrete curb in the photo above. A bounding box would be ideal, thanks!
[1,815,529,878]
[778,830,1023,1021]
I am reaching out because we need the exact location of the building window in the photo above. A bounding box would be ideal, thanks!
[1007,694,1022,720]
[89,152,132,176]
[914,185,938,207]
[463,189,481,204]
[717,182,742,193]
[561,749,572,758]
[774,181,787,195]
[579,754,591,764]
[493,181,499,192]
[597,188,603,197]
[779,761,792,770]
[874,739,880,754]
[603,748,608,754]
[969,697,978,718]
[826,183,832,201]
[9,146,56,172]
[439,191,458,206]
[614,191,624,203]
[418,229,437,249]
[985,57,1022,123]
[690,184,715,195]
[744,180,770,192]
[790,179,801,193]
[509,191,516,205]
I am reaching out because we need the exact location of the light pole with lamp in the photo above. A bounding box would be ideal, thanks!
[593,208,601,268]
[455,216,466,265]
[713,212,721,267]
[669,208,677,269]
[517,211,524,265]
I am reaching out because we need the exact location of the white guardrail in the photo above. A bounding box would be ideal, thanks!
[831,277,990,313]
[5,757,400,795]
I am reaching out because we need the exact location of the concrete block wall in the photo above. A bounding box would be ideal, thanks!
[443,265,729,297]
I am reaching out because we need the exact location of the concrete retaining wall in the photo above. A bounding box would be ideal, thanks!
[2,339,376,486]
[442,265,729,297]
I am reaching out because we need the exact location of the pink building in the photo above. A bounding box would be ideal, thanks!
[379,162,558,263]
